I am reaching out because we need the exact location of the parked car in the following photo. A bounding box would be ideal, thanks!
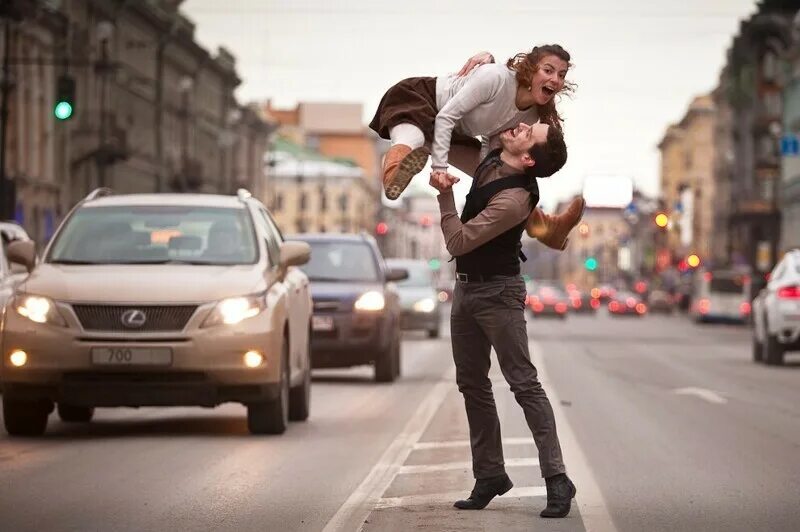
[608,291,647,317]
[385,258,442,338]
[293,233,406,382]
[527,281,570,319]
[689,269,751,324]
[752,249,800,365]
[1,188,313,436]
[648,289,675,314]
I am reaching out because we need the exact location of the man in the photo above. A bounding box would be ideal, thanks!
[431,121,577,519]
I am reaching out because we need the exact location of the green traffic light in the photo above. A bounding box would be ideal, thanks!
[585,257,598,271]
[428,258,441,271]
[54,101,73,120]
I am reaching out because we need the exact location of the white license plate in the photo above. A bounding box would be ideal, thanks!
[91,347,173,366]
[312,315,334,331]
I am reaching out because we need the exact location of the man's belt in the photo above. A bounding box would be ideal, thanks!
[455,272,513,283]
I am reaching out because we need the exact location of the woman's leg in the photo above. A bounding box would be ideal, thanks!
[382,124,430,200]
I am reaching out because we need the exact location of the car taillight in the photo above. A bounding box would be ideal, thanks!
[740,302,751,315]
[626,297,636,308]
[777,286,800,299]
[555,303,567,313]
[590,298,600,309]
[609,301,620,312]
[636,303,647,314]
[533,302,544,312]
[697,299,710,314]
[572,299,581,309]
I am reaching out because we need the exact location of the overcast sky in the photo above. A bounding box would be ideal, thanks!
[183,0,758,209]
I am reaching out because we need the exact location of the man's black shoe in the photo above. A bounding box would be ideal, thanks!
[454,473,513,510]
[540,474,577,518]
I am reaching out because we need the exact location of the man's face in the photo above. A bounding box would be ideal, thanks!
[499,123,549,156]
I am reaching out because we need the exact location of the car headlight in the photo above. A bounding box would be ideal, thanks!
[354,291,385,311]
[413,298,436,313]
[202,293,267,328]
[13,294,67,327]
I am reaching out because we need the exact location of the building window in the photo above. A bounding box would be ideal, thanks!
[319,185,327,212]
[762,51,777,82]
[299,191,308,212]
[339,194,348,212]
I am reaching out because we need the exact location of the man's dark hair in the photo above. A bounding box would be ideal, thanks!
[525,126,567,178]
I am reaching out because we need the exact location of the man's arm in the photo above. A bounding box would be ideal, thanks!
[457,51,495,77]
[437,188,530,256]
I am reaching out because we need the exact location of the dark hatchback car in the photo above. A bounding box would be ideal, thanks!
[293,234,407,382]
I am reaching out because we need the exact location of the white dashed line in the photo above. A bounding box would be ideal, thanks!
[374,486,548,509]
[673,387,728,404]
[398,457,539,475]
[413,437,535,450]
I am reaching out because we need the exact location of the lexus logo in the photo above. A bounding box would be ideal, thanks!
[120,309,147,329]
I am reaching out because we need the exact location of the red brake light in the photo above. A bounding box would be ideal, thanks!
[635,303,647,314]
[609,301,620,312]
[740,302,751,315]
[555,303,567,313]
[572,299,581,308]
[703,272,713,282]
[777,286,800,299]
[697,299,710,314]
[590,298,600,309]
[626,297,636,307]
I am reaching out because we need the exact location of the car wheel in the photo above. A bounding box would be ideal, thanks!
[57,403,94,423]
[752,334,763,363]
[3,397,51,437]
[289,355,311,423]
[375,333,398,383]
[248,339,290,435]
[393,333,402,379]
[764,333,785,366]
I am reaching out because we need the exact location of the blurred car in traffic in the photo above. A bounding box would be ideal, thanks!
[1,189,313,437]
[567,287,599,314]
[293,233,406,382]
[526,281,570,319]
[752,249,800,366]
[385,258,442,338]
[689,269,751,324]
[608,291,648,317]
[648,289,675,314]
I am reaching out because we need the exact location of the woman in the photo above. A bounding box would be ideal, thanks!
[369,44,584,250]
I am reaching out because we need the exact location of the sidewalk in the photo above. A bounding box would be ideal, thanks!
[359,368,589,532]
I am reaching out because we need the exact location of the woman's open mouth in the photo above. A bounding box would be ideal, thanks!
[542,86,556,98]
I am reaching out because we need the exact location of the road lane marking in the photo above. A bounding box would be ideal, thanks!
[532,340,619,532]
[673,387,728,404]
[322,367,454,532]
[398,457,539,475]
[374,486,547,509]
[413,437,535,450]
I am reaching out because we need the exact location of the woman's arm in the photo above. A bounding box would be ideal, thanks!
[431,67,502,171]
[457,51,495,77]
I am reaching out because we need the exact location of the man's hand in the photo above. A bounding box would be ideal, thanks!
[457,51,494,77]
[430,170,459,193]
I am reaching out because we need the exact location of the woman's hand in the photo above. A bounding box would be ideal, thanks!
[457,51,494,77]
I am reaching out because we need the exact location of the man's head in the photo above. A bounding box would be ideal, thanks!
[498,123,567,178]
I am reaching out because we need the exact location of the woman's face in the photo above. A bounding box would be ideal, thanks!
[529,54,569,106]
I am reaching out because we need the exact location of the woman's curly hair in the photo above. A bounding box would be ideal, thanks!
[506,44,576,131]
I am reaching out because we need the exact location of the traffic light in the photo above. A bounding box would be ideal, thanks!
[578,222,590,237]
[584,257,598,271]
[654,213,668,228]
[428,258,441,271]
[54,75,75,120]
[687,254,701,268]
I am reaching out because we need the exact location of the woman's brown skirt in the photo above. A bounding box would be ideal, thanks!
[369,76,481,151]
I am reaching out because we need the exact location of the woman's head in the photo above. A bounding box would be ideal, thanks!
[507,45,575,129]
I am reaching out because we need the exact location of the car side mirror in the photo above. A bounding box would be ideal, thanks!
[280,241,311,268]
[385,267,408,282]
[7,240,36,272]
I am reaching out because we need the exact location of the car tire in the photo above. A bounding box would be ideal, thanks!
[375,332,398,383]
[752,334,763,363]
[393,333,402,379]
[57,403,94,423]
[3,397,51,437]
[764,333,785,366]
[289,354,311,423]
[248,339,290,435]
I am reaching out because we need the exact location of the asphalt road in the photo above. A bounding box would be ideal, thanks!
[1,308,798,532]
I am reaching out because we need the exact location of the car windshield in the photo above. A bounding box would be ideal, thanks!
[299,241,379,282]
[391,262,432,287]
[47,205,258,265]
[710,277,745,294]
